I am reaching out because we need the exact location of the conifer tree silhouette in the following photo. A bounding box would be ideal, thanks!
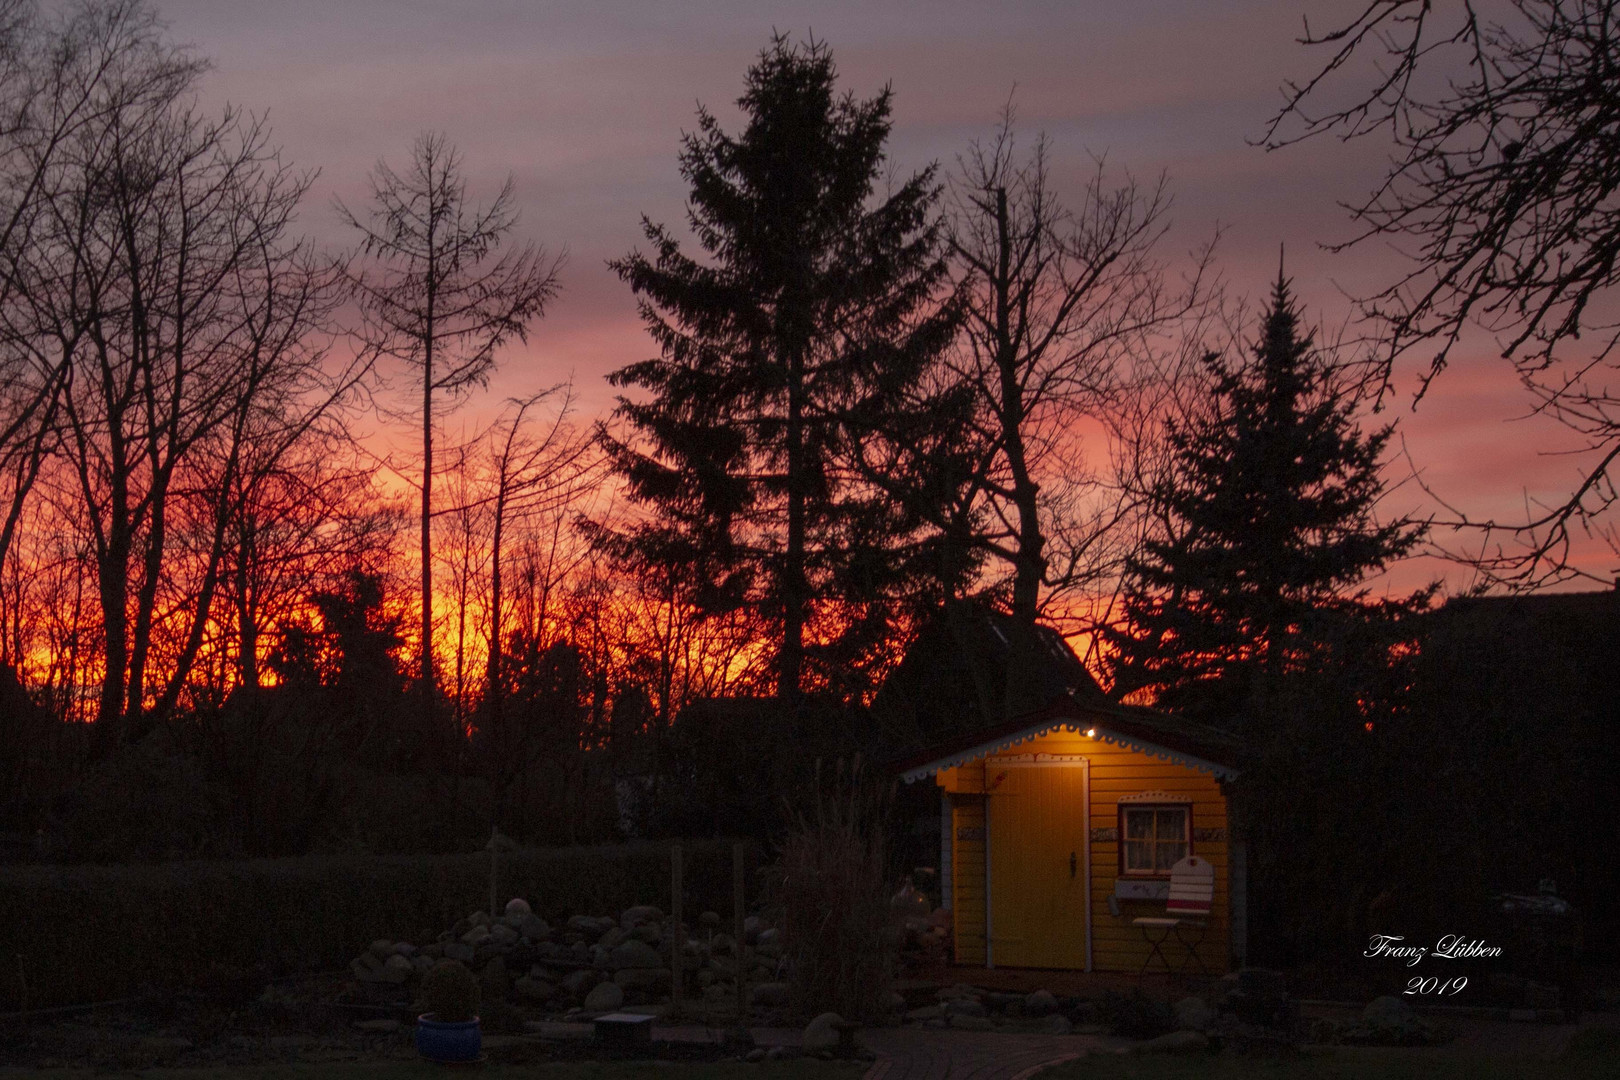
[593,35,969,702]
[1109,270,1428,727]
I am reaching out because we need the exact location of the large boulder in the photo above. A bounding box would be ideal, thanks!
[1024,989,1059,1016]
[621,904,663,929]
[802,1012,847,1054]
[1174,996,1217,1032]
[1136,1030,1209,1055]
[561,968,601,998]
[607,939,662,970]
[1363,995,1416,1028]
[1347,994,1446,1046]
[568,914,610,938]
[583,981,625,1012]
[351,952,411,984]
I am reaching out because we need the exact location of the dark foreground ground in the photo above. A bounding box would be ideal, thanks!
[1036,1024,1620,1080]
[4,965,1617,1080]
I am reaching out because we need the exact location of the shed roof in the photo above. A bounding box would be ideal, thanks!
[890,695,1241,782]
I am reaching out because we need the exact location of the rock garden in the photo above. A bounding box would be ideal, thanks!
[8,887,1550,1075]
[342,891,950,1022]
[347,896,799,1021]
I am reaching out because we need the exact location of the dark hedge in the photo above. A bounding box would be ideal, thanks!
[0,839,762,1010]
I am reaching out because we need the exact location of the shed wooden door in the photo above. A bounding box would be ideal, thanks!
[986,761,1089,969]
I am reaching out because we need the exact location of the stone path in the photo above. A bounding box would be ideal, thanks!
[525,1020,1113,1080]
[860,1028,1107,1080]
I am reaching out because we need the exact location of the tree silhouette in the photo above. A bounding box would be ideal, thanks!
[0,1,353,749]
[1108,272,1429,727]
[1264,0,1620,584]
[268,569,404,692]
[945,108,1216,622]
[595,34,963,701]
[339,133,563,725]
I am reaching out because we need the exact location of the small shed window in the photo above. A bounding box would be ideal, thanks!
[1119,803,1191,876]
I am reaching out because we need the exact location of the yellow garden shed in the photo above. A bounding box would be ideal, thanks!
[878,604,1244,974]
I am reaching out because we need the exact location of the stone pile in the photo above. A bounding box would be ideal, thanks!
[1304,994,1451,1047]
[350,897,791,1016]
[901,983,1093,1035]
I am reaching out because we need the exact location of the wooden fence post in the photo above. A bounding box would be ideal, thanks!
[733,841,745,1023]
[487,826,499,918]
[670,842,683,1017]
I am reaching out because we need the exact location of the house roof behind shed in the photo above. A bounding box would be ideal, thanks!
[872,601,1107,747]
[874,601,1240,780]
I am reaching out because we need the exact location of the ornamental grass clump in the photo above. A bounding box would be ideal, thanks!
[770,755,895,1022]
[419,959,480,1022]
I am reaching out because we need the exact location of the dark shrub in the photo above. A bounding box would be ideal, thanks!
[769,756,895,1022]
[1095,989,1175,1040]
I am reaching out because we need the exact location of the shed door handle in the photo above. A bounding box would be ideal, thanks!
[1070,851,1077,878]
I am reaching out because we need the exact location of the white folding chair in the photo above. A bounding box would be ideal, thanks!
[1132,855,1214,975]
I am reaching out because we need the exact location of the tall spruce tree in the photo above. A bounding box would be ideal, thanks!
[1107,271,1428,727]
[593,35,967,702]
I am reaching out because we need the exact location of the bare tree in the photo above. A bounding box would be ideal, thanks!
[478,387,595,733]
[439,439,482,732]
[223,432,396,692]
[945,108,1218,622]
[339,133,563,723]
[1263,0,1620,586]
[0,6,354,749]
[0,0,202,577]
[426,388,596,833]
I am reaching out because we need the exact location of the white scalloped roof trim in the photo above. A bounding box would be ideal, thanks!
[901,718,1237,783]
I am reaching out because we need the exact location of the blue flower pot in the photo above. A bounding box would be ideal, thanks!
[416,1013,481,1063]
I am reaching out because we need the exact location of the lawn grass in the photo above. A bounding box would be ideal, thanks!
[1035,1025,1620,1080]
[0,1061,864,1080]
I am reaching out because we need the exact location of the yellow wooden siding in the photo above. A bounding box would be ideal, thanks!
[936,728,1231,973]
[949,794,986,964]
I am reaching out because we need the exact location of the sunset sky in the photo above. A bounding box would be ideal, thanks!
[153,0,1618,594]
